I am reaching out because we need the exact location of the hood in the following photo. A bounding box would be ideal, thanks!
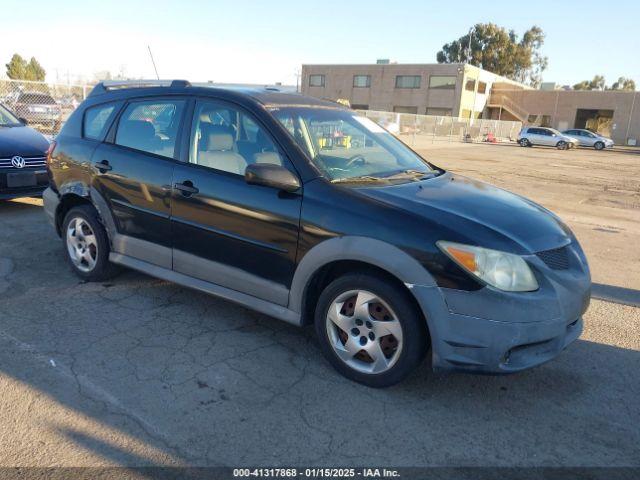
[356,172,572,254]
[0,125,50,158]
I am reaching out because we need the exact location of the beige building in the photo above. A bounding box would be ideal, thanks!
[302,62,640,144]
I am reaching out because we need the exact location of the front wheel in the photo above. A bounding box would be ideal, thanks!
[62,205,119,281]
[556,141,568,150]
[314,273,428,388]
[594,141,605,150]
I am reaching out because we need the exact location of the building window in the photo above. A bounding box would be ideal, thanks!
[309,75,325,87]
[395,75,421,89]
[353,75,371,88]
[426,108,452,117]
[465,79,476,92]
[351,104,369,110]
[393,106,418,114]
[477,81,487,94]
[540,115,552,127]
[429,75,457,89]
[527,114,539,123]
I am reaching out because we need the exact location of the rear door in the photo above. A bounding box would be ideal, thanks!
[91,97,187,268]
[170,98,302,305]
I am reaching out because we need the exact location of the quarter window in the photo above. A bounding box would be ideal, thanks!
[477,81,487,94]
[429,76,457,89]
[309,75,325,87]
[353,75,371,88]
[465,79,476,91]
[84,103,117,140]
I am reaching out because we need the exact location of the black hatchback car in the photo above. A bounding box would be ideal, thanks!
[43,80,591,387]
[0,103,50,200]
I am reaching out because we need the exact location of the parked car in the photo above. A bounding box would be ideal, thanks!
[8,92,62,132]
[43,80,591,387]
[562,129,614,150]
[518,127,579,150]
[0,103,51,200]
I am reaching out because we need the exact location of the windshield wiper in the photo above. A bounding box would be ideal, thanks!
[331,175,388,184]
[381,169,441,181]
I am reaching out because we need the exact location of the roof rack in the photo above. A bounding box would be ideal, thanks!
[88,79,191,97]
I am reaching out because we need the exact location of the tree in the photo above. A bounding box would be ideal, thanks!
[25,57,46,81]
[573,75,606,91]
[5,53,27,80]
[609,77,636,91]
[436,23,548,87]
[5,53,46,81]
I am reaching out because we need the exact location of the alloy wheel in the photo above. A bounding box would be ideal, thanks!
[325,289,403,374]
[66,217,98,272]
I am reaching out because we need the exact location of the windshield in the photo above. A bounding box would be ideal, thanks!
[0,104,21,127]
[271,107,438,183]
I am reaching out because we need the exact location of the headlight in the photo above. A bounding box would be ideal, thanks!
[437,241,539,292]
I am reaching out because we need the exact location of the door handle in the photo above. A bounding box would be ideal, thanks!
[94,160,112,172]
[173,181,199,196]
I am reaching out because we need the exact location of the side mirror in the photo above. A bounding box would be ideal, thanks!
[245,163,301,193]
[18,117,28,125]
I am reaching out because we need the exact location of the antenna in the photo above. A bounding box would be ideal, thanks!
[147,45,160,80]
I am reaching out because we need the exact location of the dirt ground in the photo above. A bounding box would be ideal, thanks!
[418,143,640,294]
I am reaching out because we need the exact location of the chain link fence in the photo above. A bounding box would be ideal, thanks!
[0,79,90,135]
[358,110,522,148]
[1,79,523,145]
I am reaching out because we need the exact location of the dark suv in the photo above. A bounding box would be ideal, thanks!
[43,80,591,387]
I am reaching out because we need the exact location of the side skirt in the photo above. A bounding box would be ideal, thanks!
[109,253,302,326]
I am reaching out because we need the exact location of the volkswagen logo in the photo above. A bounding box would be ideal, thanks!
[11,156,26,169]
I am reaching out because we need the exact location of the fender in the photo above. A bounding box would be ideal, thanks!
[288,235,437,315]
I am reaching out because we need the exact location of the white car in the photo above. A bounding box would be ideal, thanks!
[518,127,579,150]
[562,129,614,150]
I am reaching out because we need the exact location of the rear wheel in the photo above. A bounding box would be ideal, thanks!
[314,273,428,388]
[62,205,119,281]
[594,141,605,150]
[556,140,568,150]
[519,138,531,147]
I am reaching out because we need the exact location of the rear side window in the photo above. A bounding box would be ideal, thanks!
[84,103,117,140]
[115,100,185,158]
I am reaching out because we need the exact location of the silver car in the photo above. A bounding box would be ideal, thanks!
[518,127,579,150]
[562,129,614,150]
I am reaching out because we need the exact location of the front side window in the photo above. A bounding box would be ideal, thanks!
[115,100,185,158]
[271,107,438,184]
[353,75,371,88]
[395,76,421,89]
[189,101,284,176]
[309,75,325,87]
[465,79,476,91]
[429,76,456,89]
[477,81,487,94]
[84,103,116,140]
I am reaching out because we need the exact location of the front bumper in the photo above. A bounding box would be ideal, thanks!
[411,243,591,373]
[0,167,49,200]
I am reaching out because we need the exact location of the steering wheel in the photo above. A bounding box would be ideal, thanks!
[345,154,367,168]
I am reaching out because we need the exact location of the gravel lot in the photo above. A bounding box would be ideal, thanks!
[0,143,638,468]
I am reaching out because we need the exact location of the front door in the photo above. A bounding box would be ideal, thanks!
[170,99,302,305]
[92,97,187,268]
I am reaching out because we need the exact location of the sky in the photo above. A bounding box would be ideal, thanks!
[2,0,639,88]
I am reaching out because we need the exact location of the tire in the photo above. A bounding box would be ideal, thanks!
[62,205,119,281]
[594,141,605,151]
[519,138,531,147]
[314,273,428,388]
[556,141,568,150]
